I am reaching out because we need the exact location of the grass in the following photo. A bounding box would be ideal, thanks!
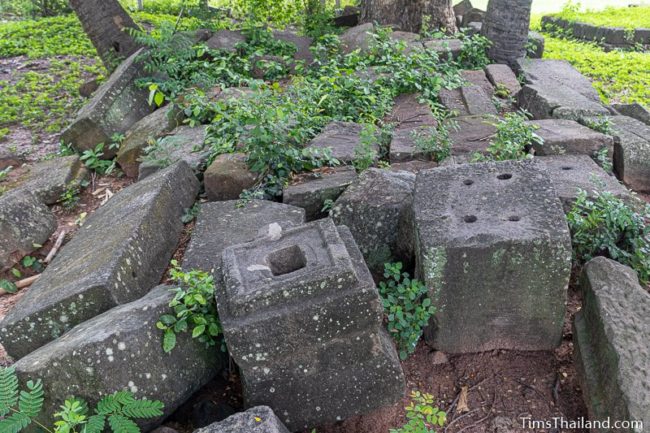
[462,0,650,15]
[551,3,650,29]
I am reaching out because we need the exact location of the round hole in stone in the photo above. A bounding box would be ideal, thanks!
[464,215,477,223]
[267,245,307,276]
[463,179,474,185]
[497,173,513,180]
[561,166,573,171]
[508,215,521,222]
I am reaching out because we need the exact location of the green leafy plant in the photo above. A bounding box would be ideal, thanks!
[0,167,12,182]
[0,367,44,433]
[0,279,17,294]
[378,262,436,360]
[353,124,379,172]
[456,31,491,70]
[390,391,446,433]
[473,111,542,162]
[181,203,200,224]
[595,146,613,173]
[157,260,222,353]
[80,143,118,175]
[59,182,83,211]
[567,190,650,284]
[582,116,613,135]
[411,121,456,162]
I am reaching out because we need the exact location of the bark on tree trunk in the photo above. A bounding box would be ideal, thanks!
[481,0,533,67]
[359,0,456,34]
[69,0,141,70]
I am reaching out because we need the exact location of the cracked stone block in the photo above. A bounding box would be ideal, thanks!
[219,219,404,430]
[516,59,609,120]
[195,406,290,433]
[0,190,56,272]
[424,39,463,60]
[537,155,632,212]
[14,285,223,432]
[388,93,437,130]
[282,166,357,220]
[449,115,496,156]
[439,85,496,117]
[331,168,416,277]
[11,155,88,205]
[461,70,494,97]
[485,64,521,97]
[413,160,572,353]
[206,30,246,53]
[138,125,210,180]
[528,119,614,157]
[573,257,649,431]
[0,162,199,360]
[204,153,259,202]
[608,115,650,192]
[612,102,650,126]
[117,105,183,178]
[306,121,378,164]
[389,127,433,163]
[182,200,305,281]
[61,49,154,157]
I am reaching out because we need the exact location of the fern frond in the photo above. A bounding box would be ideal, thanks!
[108,414,140,433]
[82,415,105,433]
[0,412,31,433]
[121,400,164,419]
[111,392,135,407]
[0,368,19,417]
[17,381,43,419]
[95,395,120,416]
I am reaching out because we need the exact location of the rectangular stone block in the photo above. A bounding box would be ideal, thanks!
[573,257,649,432]
[194,406,290,433]
[306,121,378,164]
[0,162,199,360]
[413,160,572,353]
[14,285,223,432]
[529,119,614,157]
[609,115,650,192]
[387,93,437,130]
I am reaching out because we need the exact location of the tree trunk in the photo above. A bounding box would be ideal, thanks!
[359,0,456,34]
[137,0,144,10]
[69,0,141,70]
[481,0,532,67]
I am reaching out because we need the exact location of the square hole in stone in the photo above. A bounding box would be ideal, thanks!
[267,245,307,276]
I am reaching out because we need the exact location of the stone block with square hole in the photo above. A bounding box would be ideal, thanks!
[413,160,572,354]
[219,218,404,430]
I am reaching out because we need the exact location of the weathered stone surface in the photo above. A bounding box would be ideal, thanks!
[609,115,650,191]
[527,31,545,58]
[331,168,415,276]
[413,160,572,353]
[390,160,438,173]
[424,39,463,61]
[537,155,631,212]
[13,155,88,205]
[283,166,357,220]
[573,257,650,431]
[14,285,223,431]
[0,190,56,272]
[516,59,609,120]
[461,69,493,96]
[449,115,496,156]
[461,8,485,27]
[272,30,314,64]
[388,93,437,130]
[453,0,474,18]
[0,151,23,171]
[206,30,245,53]
[485,64,521,97]
[306,121,377,164]
[219,219,404,430]
[195,407,289,433]
[117,105,183,178]
[0,162,199,360]
[139,125,209,180]
[389,127,433,163]
[340,23,421,54]
[204,153,258,202]
[612,102,650,126]
[182,200,305,280]
[528,119,614,157]
[439,85,496,117]
[61,49,154,157]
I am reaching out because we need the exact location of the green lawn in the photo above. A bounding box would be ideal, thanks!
[461,0,650,14]
[550,3,650,29]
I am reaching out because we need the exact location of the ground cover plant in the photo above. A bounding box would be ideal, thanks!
[549,1,650,30]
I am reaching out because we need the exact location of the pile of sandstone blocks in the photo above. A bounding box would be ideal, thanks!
[1,17,649,433]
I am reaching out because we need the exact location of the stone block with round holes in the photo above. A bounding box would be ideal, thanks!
[413,160,572,354]
[218,218,405,430]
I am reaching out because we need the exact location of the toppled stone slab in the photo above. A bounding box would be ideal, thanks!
[331,168,415,276]
[528,119,613,157]
[608,115,650,192]
[272,30,314,64]
[340,23,422,54]
[12,155,88,205]
[283,166,357,220]
[449,115,496,156]
[117,105,183,178]
[219,219,404,430]
[485,64,521,97]
[388,93,437,130]
[537,155,631,212]
[439,85,496,117]
[461,69,494,97]
[14,285,223,431]
[573,257,649,431]
[204,153,259,202]
[306,121,377,164]
[61,49,154,157]
[516,59,609,120]
[182,200,305,280]
[424,39,463,60]
[206,30,246,53]
[0,190,56,272]
[195,407,290,433]
[390,160,439,173]
[0,162,199,360]
[413,160,572,353]
[139,125,209,180]
[612,102,650,126]
[389,127,433,163]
